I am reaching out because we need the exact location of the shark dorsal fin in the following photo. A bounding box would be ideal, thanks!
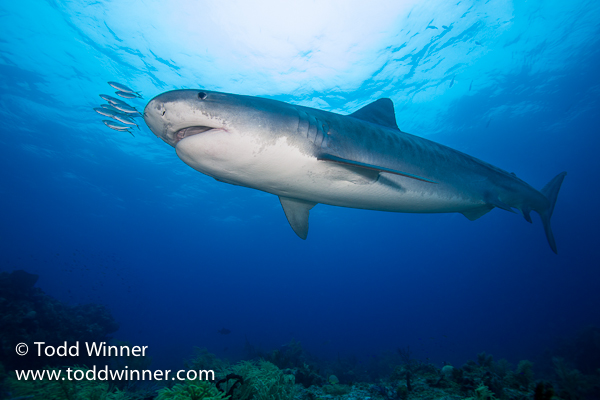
[279,196,317,239]
[349,98,400,130]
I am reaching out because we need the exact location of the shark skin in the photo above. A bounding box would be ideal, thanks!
[143,89,566,253]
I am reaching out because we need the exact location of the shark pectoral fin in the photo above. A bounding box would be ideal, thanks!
[318,154,437,184]
[279,196,317,240]
[461,206,494,221]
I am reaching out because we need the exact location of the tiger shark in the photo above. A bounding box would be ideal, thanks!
[143,90,566,253]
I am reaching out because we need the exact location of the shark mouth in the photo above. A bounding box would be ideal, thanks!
[175,126,215,142]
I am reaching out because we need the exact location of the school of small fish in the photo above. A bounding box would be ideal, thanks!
[94,82,142,137]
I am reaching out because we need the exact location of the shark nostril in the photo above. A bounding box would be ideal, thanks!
[162,109,166,116]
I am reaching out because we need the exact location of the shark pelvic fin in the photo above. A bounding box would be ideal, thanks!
[484,192,516,213]
[461,205,494,221]
[279,196,317,240]
[349,98,400,131]
[318,154,437,184]
[520,206,533,223]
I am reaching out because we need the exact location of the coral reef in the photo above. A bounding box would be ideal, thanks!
[552,356,593,399]
[0,270,119,371]
[223,360,296,400]
[535,326,600,399]
[184,349,297,400]
[156,380,227,400]
[184,346,549,400]
[3,271,599,400]
[185,348,229,374]
[546,326,600,375]
[243,339,323,387]
[4,366,130,400]
[6,343,600,400]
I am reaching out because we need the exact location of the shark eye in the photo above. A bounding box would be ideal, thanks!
[198,92,207,100]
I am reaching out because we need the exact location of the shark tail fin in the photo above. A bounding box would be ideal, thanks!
[539,171,567,254]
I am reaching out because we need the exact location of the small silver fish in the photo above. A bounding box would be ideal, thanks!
[115,90,140,99]
[108,81,143,99]
[99,94,129,106]
[113,114,140,130]
[103,119,130,129]
[100,103,127,114]
[99,103,140,118]
[102,120,135,137]
[101,104,142,118]
[112,102,141,115]
[94,107,118,118]
[95,107,138,126]
[108,81,135,93]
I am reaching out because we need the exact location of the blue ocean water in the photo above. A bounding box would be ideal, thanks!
[1,0,599,378]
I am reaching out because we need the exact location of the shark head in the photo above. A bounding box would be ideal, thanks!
[143,89,313,187]
[143,89,308,147]
[143,89,241,148]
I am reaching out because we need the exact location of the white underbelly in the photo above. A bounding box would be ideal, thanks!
[175,131,475,213]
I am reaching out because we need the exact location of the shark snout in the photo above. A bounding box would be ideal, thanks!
[143,98,173,146]
[143,93,223,148]
[144,98,165,119]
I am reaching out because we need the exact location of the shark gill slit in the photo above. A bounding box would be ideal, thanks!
[297,109,309,140]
